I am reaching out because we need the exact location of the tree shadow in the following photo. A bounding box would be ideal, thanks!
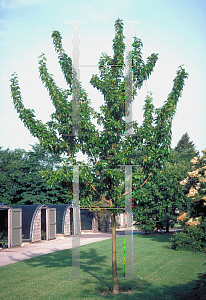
[90,274,206,299]
[23,244,148,297]
[22,244,205,299]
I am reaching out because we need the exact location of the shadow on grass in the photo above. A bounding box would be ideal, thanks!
[23,245,205,299]
[90,276,206,299]
[23,246,146,297]
[132,233,173,249]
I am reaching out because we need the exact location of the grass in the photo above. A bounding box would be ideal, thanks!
[0,234,205,299]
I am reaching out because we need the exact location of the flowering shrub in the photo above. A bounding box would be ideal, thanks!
[170,221,206,252]
[179,149,206,220]
[170,150,206,251]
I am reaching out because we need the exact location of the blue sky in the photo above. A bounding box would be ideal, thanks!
[0,0,205,155]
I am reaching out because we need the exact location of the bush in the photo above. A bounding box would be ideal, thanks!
[170,221,206,252]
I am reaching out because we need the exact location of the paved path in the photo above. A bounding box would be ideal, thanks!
[0,232,122,267]
[0,230,178,267]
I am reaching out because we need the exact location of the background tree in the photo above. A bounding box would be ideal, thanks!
[133,134,198,232]
[0,144,70,205]
[10,19,188,294]
[0,147,25,204]
[174,132,199,161]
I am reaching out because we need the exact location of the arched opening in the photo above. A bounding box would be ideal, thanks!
[81,209,93,231]
[0,209,8,248]
[41,208,47,240]
[11,204,53,243]
[1,204,22,248]
[70,207,73,235]
[48,204,72,236]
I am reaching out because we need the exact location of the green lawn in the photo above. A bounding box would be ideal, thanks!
[0,234,205,299]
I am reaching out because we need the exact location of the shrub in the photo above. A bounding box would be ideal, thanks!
[170,221,206,252]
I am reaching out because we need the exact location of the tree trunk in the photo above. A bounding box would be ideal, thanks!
[111,212,119,294]
[166,223,170,233]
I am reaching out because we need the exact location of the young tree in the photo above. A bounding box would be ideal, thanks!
[10,19,188,294]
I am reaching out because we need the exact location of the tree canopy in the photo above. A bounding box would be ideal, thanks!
[133,134,197,233]
[0,145,71,205]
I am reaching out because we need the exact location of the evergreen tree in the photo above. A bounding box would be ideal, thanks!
[174,132,199,161]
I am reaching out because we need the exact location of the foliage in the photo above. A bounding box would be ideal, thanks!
[134,162,188,232]
[170,221,206,252]
[96,209,111,232]
[170,150,206,251]
[174,132,199,161]
[0,144,71,205]
[0,236,8,244]
[10,20,188,202]
[179,149,206,220]
[0,231,8,244]
[41,230,46,238]
[10,19,188,294]
[0,147,25,204]
[133,134,197,232]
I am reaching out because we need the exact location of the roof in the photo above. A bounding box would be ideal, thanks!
[0,203,11,209]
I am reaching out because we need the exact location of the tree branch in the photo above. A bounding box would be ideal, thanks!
[87,182,112,206]
[123,172,152,196]
[140,172,152,188]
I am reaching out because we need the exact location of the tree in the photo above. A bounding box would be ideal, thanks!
[134,154,190,233]
[134,135,198,233]
[0,147,26,204]
[10,19,188,294]
[174,132,199,161]
[0,145,70,205]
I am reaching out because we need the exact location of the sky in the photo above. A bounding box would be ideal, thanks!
[0,0,205,157]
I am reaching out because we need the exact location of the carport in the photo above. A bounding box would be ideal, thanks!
[0,203,22,248]
[13,204,56,242]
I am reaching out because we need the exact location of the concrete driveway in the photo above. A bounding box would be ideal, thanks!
[0,232,123,267]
